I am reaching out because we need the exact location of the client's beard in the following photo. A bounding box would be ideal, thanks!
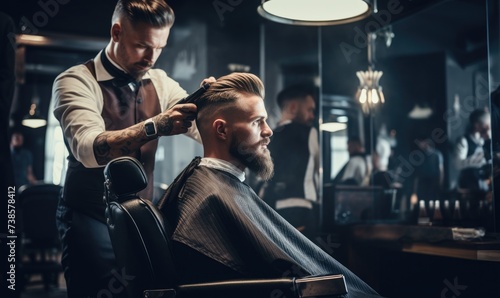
[229,138,274,181]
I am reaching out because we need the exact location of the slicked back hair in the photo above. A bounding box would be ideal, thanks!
[112,0,175,27]
[196,72,265,131]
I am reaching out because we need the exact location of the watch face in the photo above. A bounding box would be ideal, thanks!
[145,120,156,136]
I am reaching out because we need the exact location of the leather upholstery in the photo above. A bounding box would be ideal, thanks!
[104,157,176,297]
[103,156,147,198]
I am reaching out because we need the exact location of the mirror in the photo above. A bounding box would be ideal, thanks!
[320,0,495,231]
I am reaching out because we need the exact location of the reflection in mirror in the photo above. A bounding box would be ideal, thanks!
[321,0,495,231]
[255,22,321,239]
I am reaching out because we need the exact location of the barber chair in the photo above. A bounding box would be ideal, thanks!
[103,156,347,298]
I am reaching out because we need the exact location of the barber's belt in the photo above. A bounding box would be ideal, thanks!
[276,198,314,210]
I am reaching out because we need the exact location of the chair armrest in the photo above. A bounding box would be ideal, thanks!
[296,274,347,297]
[143,275,347,298]
[144,288,176,298]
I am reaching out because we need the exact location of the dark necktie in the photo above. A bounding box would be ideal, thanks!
[100,50,140,90]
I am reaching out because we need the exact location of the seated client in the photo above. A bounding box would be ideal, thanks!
[157,72,381,298]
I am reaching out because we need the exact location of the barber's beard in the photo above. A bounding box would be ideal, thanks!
[296,114,313,127]
[116,46,150,81]
[132,62,152,80]
[229,137,274,181]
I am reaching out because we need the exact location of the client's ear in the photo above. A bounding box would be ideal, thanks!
[213,119,227,140]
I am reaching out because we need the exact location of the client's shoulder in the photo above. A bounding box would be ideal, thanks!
[186,166,240,193]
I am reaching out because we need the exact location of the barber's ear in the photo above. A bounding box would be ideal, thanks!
[213,119,227,140]
[289,101,299,114]
[111,23,121,42]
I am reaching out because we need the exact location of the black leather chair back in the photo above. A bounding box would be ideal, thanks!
[104,156,177,298]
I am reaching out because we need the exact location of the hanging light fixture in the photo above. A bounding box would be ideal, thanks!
[22,82,47,129]
[356,67,385,115]
[22,103,46,128]
[356,29,391,115]
[257,0,371,26]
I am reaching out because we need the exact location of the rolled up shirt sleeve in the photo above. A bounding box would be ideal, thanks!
[52,65,105,168]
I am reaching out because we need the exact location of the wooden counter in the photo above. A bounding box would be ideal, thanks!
[331,224,500,297]
[349,224,500,262]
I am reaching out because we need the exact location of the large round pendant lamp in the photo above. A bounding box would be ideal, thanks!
[257,0,371,26]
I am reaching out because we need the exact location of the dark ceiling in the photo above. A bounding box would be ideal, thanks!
[1,0,488,73]
[2,0,490,125]
[1,0,485,38]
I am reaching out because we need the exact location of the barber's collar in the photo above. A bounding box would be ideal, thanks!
[277,119,292,127]
[94,49,151,86]
[199,158,246,182]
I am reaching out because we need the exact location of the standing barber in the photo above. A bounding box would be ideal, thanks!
[260,84,319,238]
[52,1,212,297]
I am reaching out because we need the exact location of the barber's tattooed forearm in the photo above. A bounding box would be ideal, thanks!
[94,134,113,165]
[92,115,175,165]
[156,115,173,135]
[93,127,143,165]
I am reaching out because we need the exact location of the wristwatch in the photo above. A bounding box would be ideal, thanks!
[144,118,157,138]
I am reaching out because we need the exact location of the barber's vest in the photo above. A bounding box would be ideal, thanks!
[62,60,161,222]
[263,122,314,203]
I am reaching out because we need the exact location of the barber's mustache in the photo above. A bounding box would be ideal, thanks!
[138,61,153,68]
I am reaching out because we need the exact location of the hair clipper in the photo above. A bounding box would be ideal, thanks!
[176,83,210,105]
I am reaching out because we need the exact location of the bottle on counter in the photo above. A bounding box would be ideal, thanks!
[418,200,430,225]
[451,199,462,226]
[432,200,443,226]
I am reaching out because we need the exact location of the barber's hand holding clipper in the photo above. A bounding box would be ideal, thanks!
[144,76,216,138]
[150,104,197,136]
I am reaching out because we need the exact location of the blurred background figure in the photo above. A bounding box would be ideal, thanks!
[372,126,394,188]
[411,134,444,203]
[10,129,38,192]
[260,83,319,238]
[454,108,491,192]
[333,137,372,186]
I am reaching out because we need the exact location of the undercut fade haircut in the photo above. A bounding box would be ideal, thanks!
[196,72,264,128]
[112,0,175,27]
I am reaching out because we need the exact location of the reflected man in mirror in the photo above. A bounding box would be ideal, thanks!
[333,137,372,187]
[454,108,491,192]
[411,134,444,203]
[259,83,320,238]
